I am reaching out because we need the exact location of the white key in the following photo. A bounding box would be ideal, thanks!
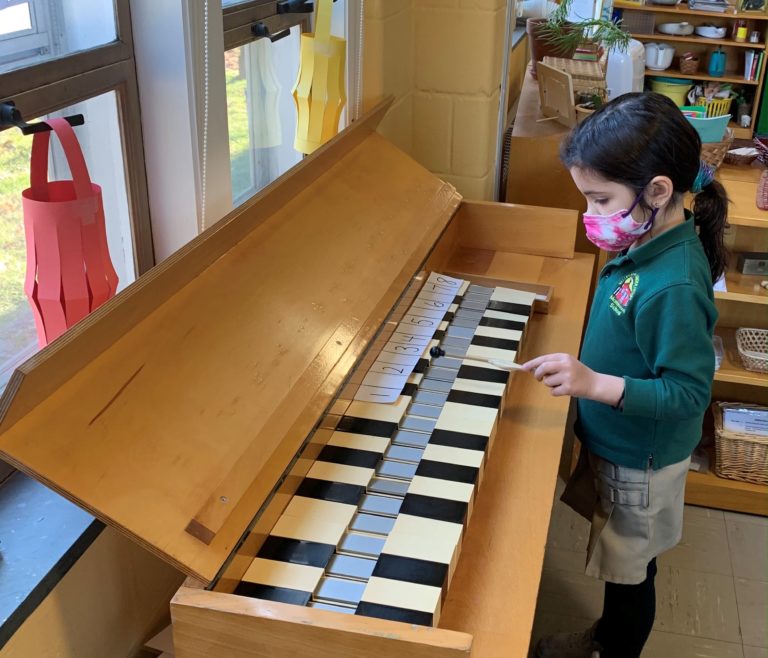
[361,577,441,621]
[327,431,390,453]
[306,461,374,487]
[435,401,497,438]
[242,558,324,592]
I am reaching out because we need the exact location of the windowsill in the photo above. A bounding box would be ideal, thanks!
[512,26,526,50]
[0,472,103,649]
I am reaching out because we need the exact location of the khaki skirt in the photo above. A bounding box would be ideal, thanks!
[561,445,690,585]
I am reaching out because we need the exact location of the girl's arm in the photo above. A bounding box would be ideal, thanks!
[521,354,625,407]
[523,283,716,419]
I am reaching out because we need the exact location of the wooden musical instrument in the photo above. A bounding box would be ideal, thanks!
[0,99,593,657]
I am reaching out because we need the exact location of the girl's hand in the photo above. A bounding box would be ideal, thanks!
[521,353,625,406]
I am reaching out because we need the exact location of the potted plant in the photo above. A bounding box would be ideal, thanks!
[528,0,631,78]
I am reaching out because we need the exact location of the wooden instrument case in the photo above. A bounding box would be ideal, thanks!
[0,100,594,657]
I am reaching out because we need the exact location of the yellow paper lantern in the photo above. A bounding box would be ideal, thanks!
[292,0,346,154]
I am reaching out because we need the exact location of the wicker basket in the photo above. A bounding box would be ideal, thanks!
[736,327,768,373]
[695,95,733,118]
[713,403,768,485]
[680,56,700,75]
[700,128,734,170]
[724,148,758,166]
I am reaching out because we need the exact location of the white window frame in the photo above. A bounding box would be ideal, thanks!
[0,0,55,70]
[132,0,363,262]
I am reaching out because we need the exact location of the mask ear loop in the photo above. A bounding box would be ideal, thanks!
[622,188,658,230]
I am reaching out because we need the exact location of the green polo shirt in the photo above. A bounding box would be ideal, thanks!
[576,216,718,470]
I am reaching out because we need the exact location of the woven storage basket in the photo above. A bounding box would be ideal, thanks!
[701,128,734,170]
[680,57,700,75]
[695,95,733,117]
[620,10,655,34]
[724,148,758,166]
[736,327,768,373]
[713,403,768,485]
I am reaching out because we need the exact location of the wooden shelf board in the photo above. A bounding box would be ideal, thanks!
[686,466,768,515]
[617,1,768,20]
[718,162,765,183]
[716,268,768,303]
[714,327,768,386]
[721,177,768,226]
[645,67,761,84]
[731,123,754,139]
[633,33,768,48]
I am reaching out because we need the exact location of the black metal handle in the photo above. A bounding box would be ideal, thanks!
[0,101,84,135]
[251,22,291,42]
[277,0,337,14]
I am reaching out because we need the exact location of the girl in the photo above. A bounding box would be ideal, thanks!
[524,92,728,658]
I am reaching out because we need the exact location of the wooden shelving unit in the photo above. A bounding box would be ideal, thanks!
[689,168,768,515]
[633,32,767,48]
[714,327,768,386]
[616,1,768,135]
[687,448,768,515]
[615,1,768,19]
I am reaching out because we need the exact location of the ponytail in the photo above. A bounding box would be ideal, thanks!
[691,179,729,283]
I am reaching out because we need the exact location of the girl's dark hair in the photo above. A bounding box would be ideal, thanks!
[561,92,728,282]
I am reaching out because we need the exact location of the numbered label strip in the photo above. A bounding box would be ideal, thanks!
[354,273,465,404]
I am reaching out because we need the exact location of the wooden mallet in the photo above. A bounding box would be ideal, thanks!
[429,346,524,371]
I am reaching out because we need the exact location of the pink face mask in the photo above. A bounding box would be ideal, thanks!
[582,192,658,251]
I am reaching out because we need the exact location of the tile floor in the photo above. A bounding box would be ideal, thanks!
[530,479,768,657]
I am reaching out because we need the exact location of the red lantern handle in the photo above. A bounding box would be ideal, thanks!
[29,117,94,202]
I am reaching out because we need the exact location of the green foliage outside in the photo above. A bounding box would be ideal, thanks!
[0,130,35,366]
[226,48,252,201]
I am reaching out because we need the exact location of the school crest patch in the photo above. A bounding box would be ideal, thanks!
[610,273,639,316]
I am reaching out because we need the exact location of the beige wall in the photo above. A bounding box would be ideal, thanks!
[2,527,184,658]
[365,0,509,200]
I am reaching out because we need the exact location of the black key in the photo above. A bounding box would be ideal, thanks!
[457,364,509,384]
[453,295,463,304]
[429,429,488,452]
[401,382,419,397]
[257,536,336,568]
[479,316,526,331]
[355,601,433,626]
[486,300,532,317]
[413,358,430,374]
[337,416,398,438]
[443,311,455,323]
[447,389,501,409]
[400,493,468,524]
[295,478,365,505]
[416,459,479,484]
[233,582,311,606]
[433,329,445,340]
[372,554,448,588]
[318,445,382,469]
[470,335,519,352]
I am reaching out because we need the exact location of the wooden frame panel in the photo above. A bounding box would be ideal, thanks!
[0,99,467,583]
[454,200,578,259]
[172,590,473,658]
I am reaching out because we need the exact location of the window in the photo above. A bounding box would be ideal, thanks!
[0,0,152,386]
[226,26,302,204]
[0,0,117,75]
[221,0,354,207]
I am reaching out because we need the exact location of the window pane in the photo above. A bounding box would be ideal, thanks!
[226,27,303,205]
[0,91,136,387]
[0,2,33,36]
[0,0,117,74]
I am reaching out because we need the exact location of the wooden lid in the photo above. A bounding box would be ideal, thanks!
[0,100,461,583]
